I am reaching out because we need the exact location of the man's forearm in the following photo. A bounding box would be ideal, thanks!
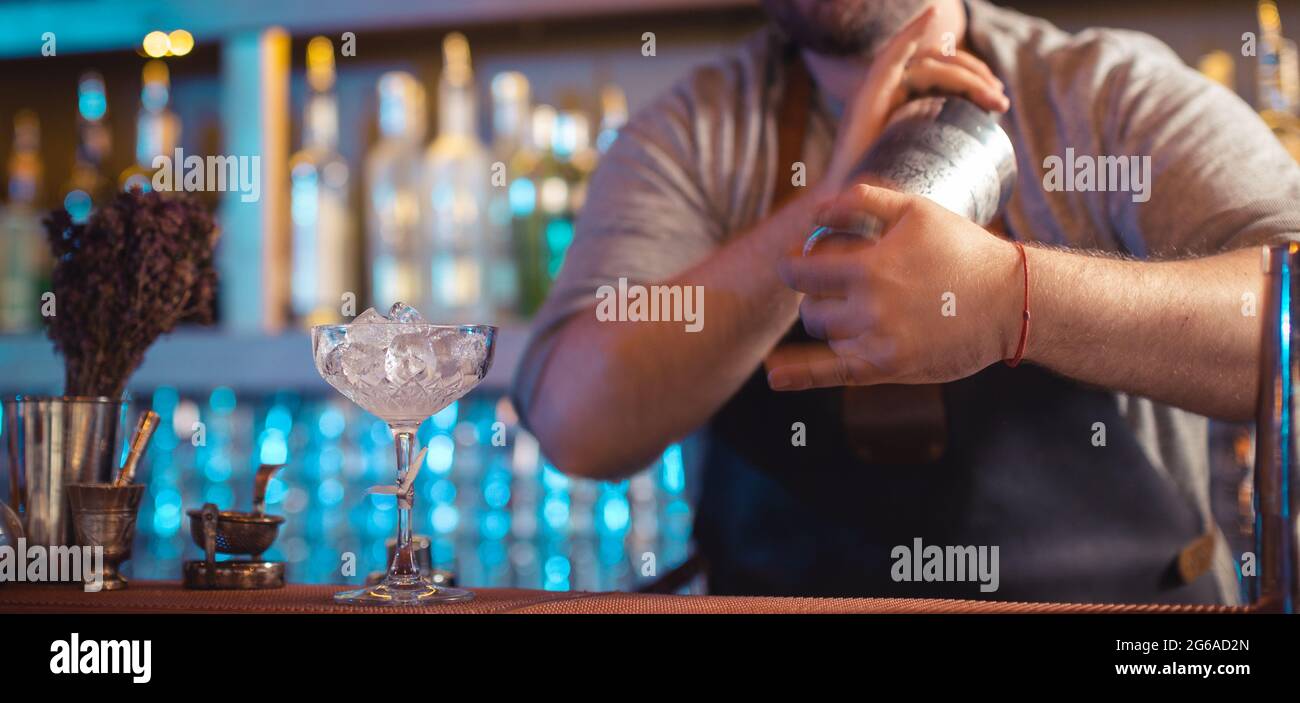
[1022,244,1266,421]
[527,190,826,479]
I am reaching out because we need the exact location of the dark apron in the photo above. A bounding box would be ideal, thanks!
[691,45,1221,604]
[698,359,1221,603]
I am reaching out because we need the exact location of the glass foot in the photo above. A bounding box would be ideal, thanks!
[333,577,474,606]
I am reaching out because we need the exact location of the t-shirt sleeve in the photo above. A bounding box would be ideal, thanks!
[509,83,728,427]
[1098,40,1300,257]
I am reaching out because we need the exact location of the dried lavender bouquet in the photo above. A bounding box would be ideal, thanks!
[43,189,218,399]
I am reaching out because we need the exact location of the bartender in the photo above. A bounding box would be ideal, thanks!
[511,0,1300,603]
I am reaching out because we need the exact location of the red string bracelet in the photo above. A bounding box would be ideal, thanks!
[1005,240,1031,368]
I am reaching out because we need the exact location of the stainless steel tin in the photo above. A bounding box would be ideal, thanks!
[3,396,128,546]
[805,96,1017,253]
[1253,243,1300,613]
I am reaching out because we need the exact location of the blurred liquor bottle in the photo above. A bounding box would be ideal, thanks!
[1256,0,1300,160]
[120,60,181,193]
[290,37,355,326]
[424,32,491,324]
[487,71,531,321]
[516,104,563,316]
[0,110,49,332]
[545,105,594,278]
[1197,50,1234,92]
[596,83,628,154]
[558,108,596,208]
[62,71,113,223]
[366,71,427,311]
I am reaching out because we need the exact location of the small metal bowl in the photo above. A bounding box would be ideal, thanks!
[186,507,284,556]
[185,463,285,558]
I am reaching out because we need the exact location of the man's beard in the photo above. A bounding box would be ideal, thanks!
[762,0,934,56]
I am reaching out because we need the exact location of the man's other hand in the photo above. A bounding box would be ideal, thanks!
[768,184,1022,390]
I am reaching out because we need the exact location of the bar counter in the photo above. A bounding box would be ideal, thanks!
[0,582,1250,614]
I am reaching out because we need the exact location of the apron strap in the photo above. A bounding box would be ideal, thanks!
[773,46,812,208]
[770,47,948,464]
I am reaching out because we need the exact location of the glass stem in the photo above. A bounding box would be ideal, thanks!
[389,428,420,582]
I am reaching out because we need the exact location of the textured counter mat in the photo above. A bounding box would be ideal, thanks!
[0,581,1253,614]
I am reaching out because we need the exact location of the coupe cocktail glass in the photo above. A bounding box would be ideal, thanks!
[312,308,495,605]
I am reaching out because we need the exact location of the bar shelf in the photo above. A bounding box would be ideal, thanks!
[0,323,528,395]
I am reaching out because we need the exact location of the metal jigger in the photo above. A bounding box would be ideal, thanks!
[66,483,145,591]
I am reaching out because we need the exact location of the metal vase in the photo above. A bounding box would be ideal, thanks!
[2,396,129,547]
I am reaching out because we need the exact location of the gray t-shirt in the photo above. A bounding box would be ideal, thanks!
[513,0,1300,602]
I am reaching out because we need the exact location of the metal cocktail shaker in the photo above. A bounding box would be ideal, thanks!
[1254,244,1300,613]
[805,95,1017,252]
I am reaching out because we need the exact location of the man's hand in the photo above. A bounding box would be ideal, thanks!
[768,184,1021,390]
[766,184,1266,423]
[762,7,1011,382]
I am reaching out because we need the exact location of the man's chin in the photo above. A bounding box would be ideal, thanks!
[762,0,933,56]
